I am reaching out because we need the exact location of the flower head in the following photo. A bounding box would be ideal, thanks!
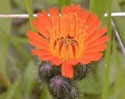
[27,5,108,78]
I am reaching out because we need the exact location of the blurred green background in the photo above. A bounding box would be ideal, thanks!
[0,0,125,99]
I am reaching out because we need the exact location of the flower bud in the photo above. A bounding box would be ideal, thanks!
[39,62,54,83]
[74,64,89,80]
[49,76,71,99]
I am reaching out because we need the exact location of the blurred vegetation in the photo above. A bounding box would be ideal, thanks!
[0,0,125,99]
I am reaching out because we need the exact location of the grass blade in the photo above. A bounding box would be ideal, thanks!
[59,0,71,11]
[24,0,34,30]
[0,0,12,88]
[113,39,124,99]
[89,0,113,19]
[23,60,36,97]
[6,76,21,99]
[102,9,112,99]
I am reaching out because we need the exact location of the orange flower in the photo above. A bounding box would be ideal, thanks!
[27,5,108,78]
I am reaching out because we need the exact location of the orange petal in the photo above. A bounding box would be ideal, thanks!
[85,27,107,43]
[86,14,98,26]
[34,50,62,65]
[49,7,59,17]
[66,59,78,65]
[62,63,73,78]
[50,57,62,65]
[87,19,101,34]
[85,35,108,48]
[37,10,52,30]
[27,30,49,49]
[86,13,101,34]
[79,58,91,64]
[62,4,81,15]
[49,16,61,38]
[62,5,90,23]
[32,18,50,39]
[40,55,55,61]
[32,49,51,56]
[28,38,49,49]
[85,35,108,47]
[84,44,107,53]
[62,15,73,37]
[80,53,103,64]
[27,30,49,43]
[78,10,90,23]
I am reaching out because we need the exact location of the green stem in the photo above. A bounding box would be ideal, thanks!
[102,9,112,99]
[59,0,71,11]
[24,0,34,30]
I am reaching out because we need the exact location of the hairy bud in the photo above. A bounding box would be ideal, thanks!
[74,64,89,80]
[49,76,71,99]
[39,62,55,82]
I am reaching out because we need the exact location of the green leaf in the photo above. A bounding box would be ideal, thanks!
[6,76,21,99]
[89,0,113,19]
[23,60,36,97]
[113,39,124,99]
[72,0,83,3]
[47,0,58,5]
[0,0,12,88]
[97,56,125,99]
[0,0,12,33]
[0,0,11,74]
[59,0,71,11]
[97,52,125,99]
[41,86,52,99]
[78,73,101,94]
